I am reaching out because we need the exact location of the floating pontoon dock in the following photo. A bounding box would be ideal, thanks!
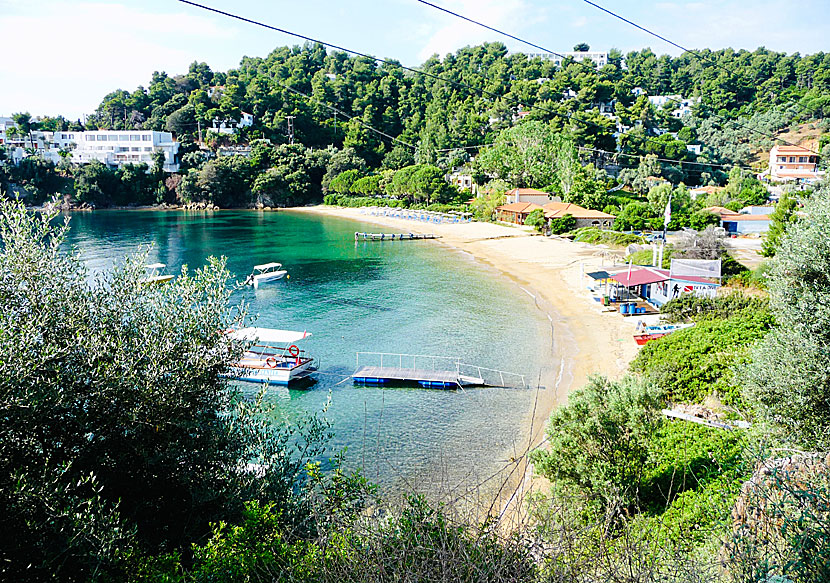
[352,352,527,389]
[355,232,440,241]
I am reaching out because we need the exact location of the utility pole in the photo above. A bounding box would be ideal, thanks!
[333,111,337,137]
[286,116,296,145]
[197,120,202,144]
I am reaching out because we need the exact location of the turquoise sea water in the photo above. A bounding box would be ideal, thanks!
[64,210,552,491]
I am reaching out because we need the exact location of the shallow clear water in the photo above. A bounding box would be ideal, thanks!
[64,210,552,491]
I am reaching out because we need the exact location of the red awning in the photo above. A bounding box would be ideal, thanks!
[611,269,670,287]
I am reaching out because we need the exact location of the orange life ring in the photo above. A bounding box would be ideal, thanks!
[288,344,300,357]
[265,356,278,368]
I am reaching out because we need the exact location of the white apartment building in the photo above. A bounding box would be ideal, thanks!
[524,51,608,68]
[71,130,179,172]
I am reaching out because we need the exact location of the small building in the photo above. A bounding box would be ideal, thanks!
[448,171,473,191]
[767,144,824,182]
[703,206,772,235]
[496,202,543,224]
[543,201,615,229]
[211,112,254,135]
[504,188,559,206]
[610,267,718,307]
[689,185,724,200]
[524,51,608,68]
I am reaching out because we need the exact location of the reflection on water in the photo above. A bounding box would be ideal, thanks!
[64,209,553,493]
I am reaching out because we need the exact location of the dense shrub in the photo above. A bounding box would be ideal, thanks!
[572,227,645,246]
[531,376,664,512]
[631,309,773,405]
[660,292,770,323]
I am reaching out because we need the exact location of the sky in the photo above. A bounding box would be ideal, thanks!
[1,0,828,119]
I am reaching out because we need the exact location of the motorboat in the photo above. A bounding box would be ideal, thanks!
[141,263,174,285]
[225,327,316,385]
[633,322,694,345]
[246,262,288,289]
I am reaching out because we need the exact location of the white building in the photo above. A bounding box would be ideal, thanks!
[72,130,179,172]
[646,94,699,118]
[211,112,254,135]
[524,51,608,68]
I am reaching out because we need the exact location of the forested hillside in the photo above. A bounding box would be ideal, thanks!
[3,43,828,209]
[84,43,830,168]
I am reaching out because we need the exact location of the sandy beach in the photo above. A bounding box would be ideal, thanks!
[289,206,643,514]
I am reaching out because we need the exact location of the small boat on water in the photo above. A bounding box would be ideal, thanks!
[141,263,174,285]
[225,327,316,385]
[245,262,288,289]
[633,322,694,345]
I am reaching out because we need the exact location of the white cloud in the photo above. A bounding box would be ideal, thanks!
[0,2,239,118]
[571,16,588,28]
[414,0,538,61]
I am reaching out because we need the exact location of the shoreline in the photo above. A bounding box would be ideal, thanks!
[287,205,642,513]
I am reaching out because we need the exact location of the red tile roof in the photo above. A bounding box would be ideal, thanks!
[542,201,615,219]
[504,188,549,196]
[496,202,543,213]
[702,206,740,217]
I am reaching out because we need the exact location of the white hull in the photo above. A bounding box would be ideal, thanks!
[227,352,315,385]
[252,270,287,289]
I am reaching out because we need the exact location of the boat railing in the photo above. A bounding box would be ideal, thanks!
[355,352,527,388]
[356,351,462,372]
[455,363,527,389]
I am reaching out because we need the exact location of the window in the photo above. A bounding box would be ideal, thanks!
[86,135,96,141]
[97,135,107,141]
[799,156,808,163]
[141,135,151,141]
[789,156,796,162]
[131,147,139,152]
[144,147,152,152]
[130,135,140,141]
[108,135,119,141]
[777,156,787,163]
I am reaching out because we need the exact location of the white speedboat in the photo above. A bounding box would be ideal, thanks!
[226,327,316,385]
[141,263,174,285]
[246,262,288,289]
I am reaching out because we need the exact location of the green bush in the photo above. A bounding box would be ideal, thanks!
[660,292,770,323]
[631,309,773,405]
[531,376,664,512]
[572,227,645,246]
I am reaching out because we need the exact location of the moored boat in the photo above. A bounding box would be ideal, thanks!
[246,262,288,289]
[141,263,174,285]
[226,327,316,385]
[633,323,694,345]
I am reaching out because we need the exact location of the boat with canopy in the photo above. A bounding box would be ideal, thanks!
[225,327,316,385]
[245,262,288,289]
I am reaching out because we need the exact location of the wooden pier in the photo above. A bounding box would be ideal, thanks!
[351,352,527,389]
[355,232,440,241]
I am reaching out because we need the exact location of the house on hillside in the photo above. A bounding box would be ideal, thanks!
[504,188,560,205]
[766,144,824,183]
[211,112,254,135]
[689,185,724,200]
[703,206,772,235]
[542,202,615,229]
[496,202,543,224]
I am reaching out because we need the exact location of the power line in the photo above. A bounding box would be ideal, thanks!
[279,83,417,150]
[413,0,821,157]
[175,0,735,174]
[580,0,822,156]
